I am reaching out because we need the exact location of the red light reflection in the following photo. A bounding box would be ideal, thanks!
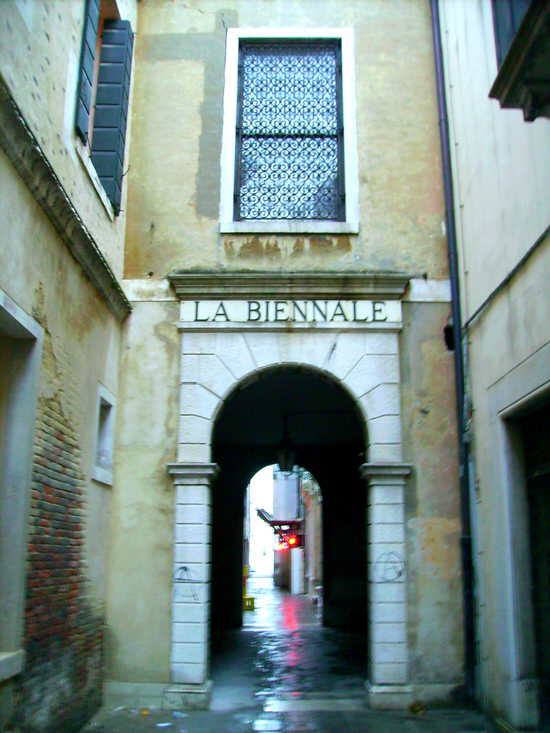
[281,594,299,631]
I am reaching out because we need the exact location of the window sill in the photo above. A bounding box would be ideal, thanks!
[220,220,359,235]
[0,650,24,682]
[75,138,115,222]
[91,464,113,487]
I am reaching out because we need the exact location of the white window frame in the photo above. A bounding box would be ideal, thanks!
[219,28,360,235]
[91,384,116,486]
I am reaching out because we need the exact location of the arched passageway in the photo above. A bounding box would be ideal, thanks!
[211,365,368,652]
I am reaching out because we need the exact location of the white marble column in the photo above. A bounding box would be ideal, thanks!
[165,462,218,709]
[361,463,412,709]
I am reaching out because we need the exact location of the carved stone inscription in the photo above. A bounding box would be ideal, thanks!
[180,299,401,325]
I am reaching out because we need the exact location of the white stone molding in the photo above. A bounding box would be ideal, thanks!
[176,299,402,333]
[166,462,218,708]
[91,384,116,486]
[169,272,410,337]
[0,651,25,683]
[484,342,550,729]
[168,271,411,301]
[0,287,43,693]
[171,270,411,707]
[167,463,219,483]
[404,278,451,302]
[360,463,413,709]
[122,278,176,303]
[219,28,359,234]
[176,331,403,466]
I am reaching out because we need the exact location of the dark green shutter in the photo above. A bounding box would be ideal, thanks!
[91,20,134,215]
[75,0,100,142]
[491,0,532,67]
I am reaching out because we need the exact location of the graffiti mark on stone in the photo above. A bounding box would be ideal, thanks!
[174,565,198,601]
[373,551,405,583]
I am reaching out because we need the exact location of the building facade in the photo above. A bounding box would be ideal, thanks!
[0,1,137,730]
[438,1,550,729]
[112,0,463,713]
[8,1,547,731]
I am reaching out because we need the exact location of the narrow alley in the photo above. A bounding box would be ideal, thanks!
[2,2,549,731]
[83,578,488,733]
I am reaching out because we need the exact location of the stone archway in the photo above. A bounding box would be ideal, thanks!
[166,271,412,709]
[210,363,368,638]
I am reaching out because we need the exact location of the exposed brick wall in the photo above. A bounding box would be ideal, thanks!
[13,394,103,733]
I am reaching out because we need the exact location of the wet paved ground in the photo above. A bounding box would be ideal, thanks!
[83,577,491,732]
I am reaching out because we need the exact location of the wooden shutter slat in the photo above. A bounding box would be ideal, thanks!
[91,19,134,215]
[98,63,125,85]
[93,106,124,128]
[92,152,123,179]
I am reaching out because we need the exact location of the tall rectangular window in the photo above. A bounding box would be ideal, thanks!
[75,0,134,215]
[235,41,344,222]
[220,29,359,235]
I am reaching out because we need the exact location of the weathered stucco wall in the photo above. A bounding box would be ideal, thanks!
[125,0,447,278]
[465,239,549,718]
[439,0,550,319]
[0,0,137,278]
[106,297,179,684]
[0,146,121,730]
[440,0,550,724]
[400,301,463,687]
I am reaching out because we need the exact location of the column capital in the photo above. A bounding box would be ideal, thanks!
[360,463,413,481]
[167,462,219,485]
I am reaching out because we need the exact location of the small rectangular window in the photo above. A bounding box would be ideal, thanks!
[92,385,115,486]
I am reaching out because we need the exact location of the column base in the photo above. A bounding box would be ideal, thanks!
[366,682,413,709]
[366,681,466,710]
[162,681,213,710]
[103,680,212,711]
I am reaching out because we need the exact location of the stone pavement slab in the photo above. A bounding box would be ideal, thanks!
[83,703,490,733]
[82,580,492,733]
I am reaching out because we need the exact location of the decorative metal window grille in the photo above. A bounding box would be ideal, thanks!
[234,41,345,221]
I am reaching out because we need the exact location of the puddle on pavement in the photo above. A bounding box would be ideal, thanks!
[263,697,366,713]
[211,576,366,720]
[252,720,284,731]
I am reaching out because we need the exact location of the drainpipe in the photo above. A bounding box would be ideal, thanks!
[430,0,476,700]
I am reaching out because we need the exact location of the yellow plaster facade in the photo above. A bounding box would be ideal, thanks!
[108,0,464,708]
[125,0,448,278]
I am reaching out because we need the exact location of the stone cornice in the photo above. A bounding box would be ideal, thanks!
[0,75,131,322]
[167,462,219,483]
[167,271,412,300]
[360,463,413,479]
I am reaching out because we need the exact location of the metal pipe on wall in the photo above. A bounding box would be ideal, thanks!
[429,0,476,700]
